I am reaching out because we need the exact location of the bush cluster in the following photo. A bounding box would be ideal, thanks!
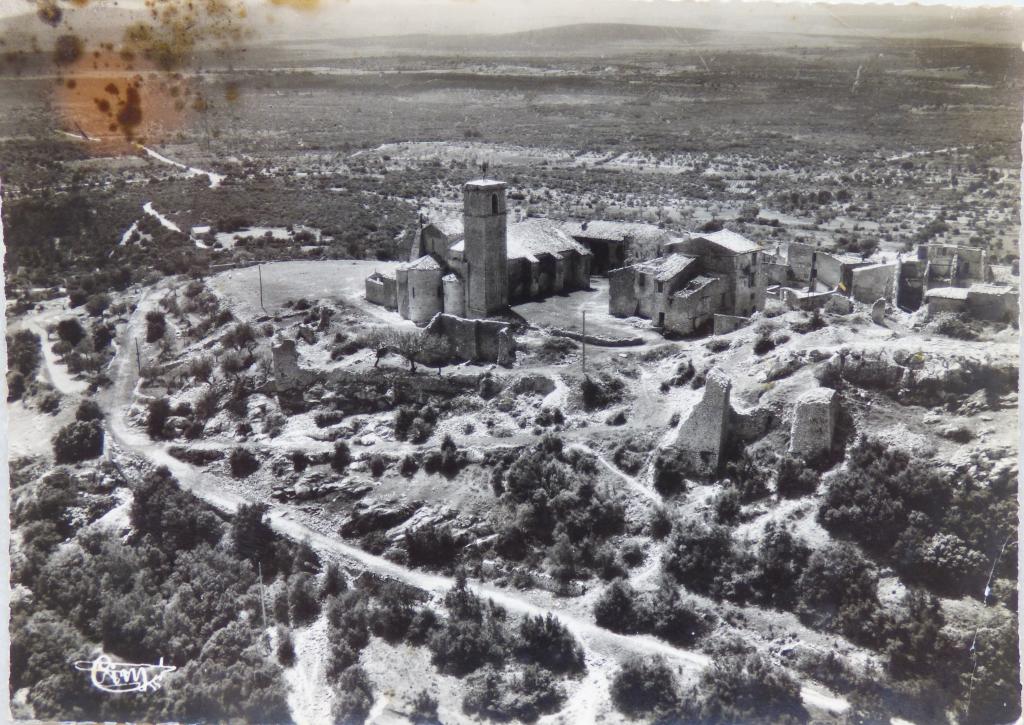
[819,437,1015,597]
[489,437,624,578]
[52,420,104,463]
[594,578,710,646]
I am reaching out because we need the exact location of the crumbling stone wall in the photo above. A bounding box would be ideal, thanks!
[851,263,896,304]
[272,337,316,392]
[424,313,515,366]
[966,286,1018,322]
[789,387,838,458]
[713,314,751,335]
[365,273,398,310]
[787,242,815,282]
[675,368,731,476]
[781,288,837,311]
[608,266,639,317]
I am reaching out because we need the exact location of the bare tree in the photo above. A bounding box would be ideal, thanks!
[390,330,425,373]
[359,327,391,368]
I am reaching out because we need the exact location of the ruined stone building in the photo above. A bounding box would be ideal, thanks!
[561,220,681,274]
[366,180,591,322]
[608,229,766,335]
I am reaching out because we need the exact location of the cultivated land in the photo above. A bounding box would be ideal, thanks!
[3,19,1020,725]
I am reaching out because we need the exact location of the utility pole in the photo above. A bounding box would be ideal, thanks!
[581,310,586,377]
[258,264,265,312]
[257,561,268,631]
[134,338,141,375]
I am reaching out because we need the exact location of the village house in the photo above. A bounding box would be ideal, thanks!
[561,220,681,274]
[365,180,591,322]
[608,229,766,335]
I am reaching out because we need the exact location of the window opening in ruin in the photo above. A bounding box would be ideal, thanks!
[491,194,498,214]
[657,281,664,293]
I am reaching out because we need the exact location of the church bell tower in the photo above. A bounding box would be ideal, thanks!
[462,179,508,317]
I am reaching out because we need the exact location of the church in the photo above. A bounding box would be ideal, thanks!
[365,180,592,323]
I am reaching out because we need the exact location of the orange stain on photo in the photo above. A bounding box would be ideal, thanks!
[53,47,192,150]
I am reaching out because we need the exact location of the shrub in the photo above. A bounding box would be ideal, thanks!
[84,293,110,317]
[7,370,26,402]
[321,562,347,598]
[515,614,585,674]
[652,448,690,495]
[229,447,260,478]
[187,355,214,381]
[53,420,104,463]
[231,502,276,571]
[429,579,508,677]
[776,454,818,497]
[56,318,86,347]
[663,522,738,599]
[75,398,103,422]
[649,506,672,539]
[400,455,419,477]
[409,689,440,724]
[220,350,253,375]
[753,334,776,355]
[594,579,639,633]
[288,572,321,626]
[724,446,773,502]
[273,588,290,624]
[147,397,171,439]
[796,542,883,646]
[643,581,708,646]
[145,311,166,343]
[462,665,565,722]
[9,329,41,376]
[224,322,257,350]
[439,434,462,476]
[580,373,624,410]
[406,525,460,570]
[367,583,416,643]
[752,522,810,610]
[38,390,61,414]
[276,627,296,667]
[714,486,742,523]
[331,666,373,724]
[367,454,386,478]
[331,441,351,472]
[819,437,948,554]
[697,651,808,724]
[610,656,680,717]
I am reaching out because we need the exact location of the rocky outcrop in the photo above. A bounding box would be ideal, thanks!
[818,348,1017,406]
[339,499,423,538]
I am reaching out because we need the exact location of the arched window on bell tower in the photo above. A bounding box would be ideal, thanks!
[491,194,498,214]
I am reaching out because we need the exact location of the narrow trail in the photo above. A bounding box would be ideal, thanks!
[137,144,225,188]
[103,288,849,719]
[27,318,89,396]
[568,442,661,504]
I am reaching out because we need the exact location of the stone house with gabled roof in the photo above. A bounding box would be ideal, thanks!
[609,229,767,335]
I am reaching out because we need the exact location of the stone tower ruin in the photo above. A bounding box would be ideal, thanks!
[463,179,508,317]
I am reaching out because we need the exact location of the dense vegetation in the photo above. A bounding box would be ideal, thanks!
[11,464,290,722]
[487,435,625,586]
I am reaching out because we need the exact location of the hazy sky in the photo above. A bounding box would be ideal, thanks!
[1,0,1020,42]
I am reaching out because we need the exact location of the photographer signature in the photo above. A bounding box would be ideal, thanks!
[73,654,176,693]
